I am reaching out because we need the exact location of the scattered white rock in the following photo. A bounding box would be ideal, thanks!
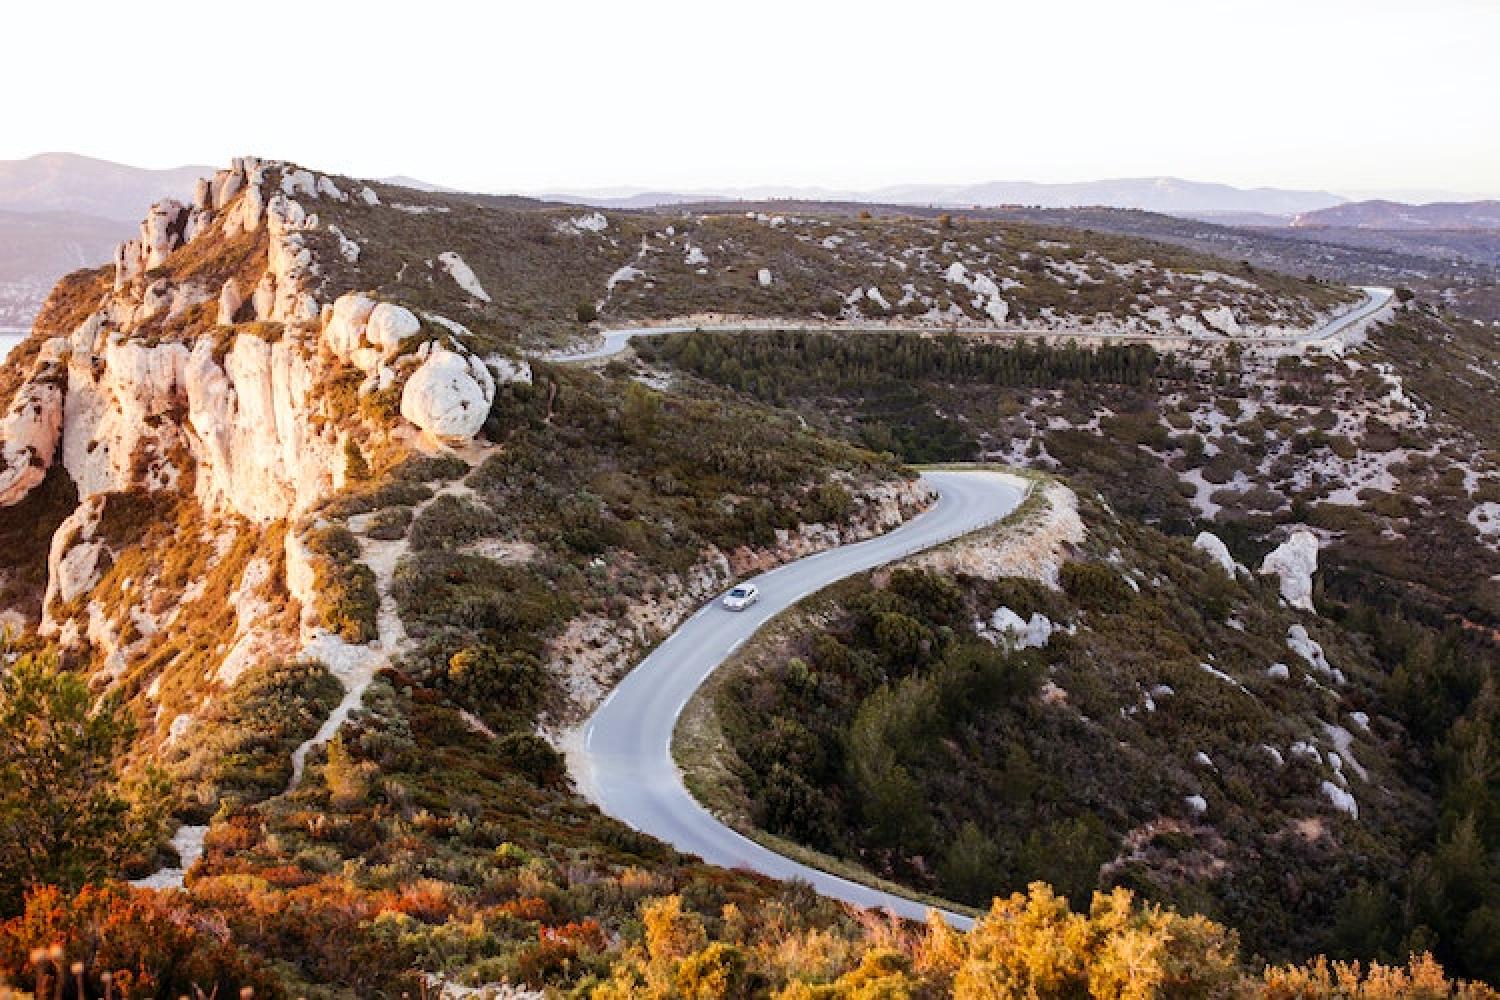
[567,211,608,233]
[1201,305,1242,336]
[329,225,361,263]
[1321,781,1359,820]
[684,245,709,266]
[1322,722,1368,781]
[1288,624,1345,684]
[1193,531,1239,577]
[1267,662,1291,681]
[438,252,491,303]
[1469,502,1500,543]
[130,824,208,890]
[1199,661,1251,695]
[981,607,1056,649]
[607,264,643,290]
[758,268,773,287]
[1260,530,1319,611]
[1185,794,1208,815]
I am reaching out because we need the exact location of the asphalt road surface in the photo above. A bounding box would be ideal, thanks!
[569,469,1030,927]
[550,286,1394,362]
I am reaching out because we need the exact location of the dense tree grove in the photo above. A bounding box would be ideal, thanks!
[638,332,1187,463]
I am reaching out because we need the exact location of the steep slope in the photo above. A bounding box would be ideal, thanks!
[690,480,1427,963]
[0,158,925,924]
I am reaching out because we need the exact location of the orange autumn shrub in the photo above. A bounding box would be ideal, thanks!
[0,884,273,998]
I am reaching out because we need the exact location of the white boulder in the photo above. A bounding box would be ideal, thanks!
[1193,531,1238,577]
[1321,781,1359,820]
[437,252,491,303]
[324,293,378,359]
[1259,530,1319,611]
[489,356,533,386]
[400,345,496,442]
[365,302,422,355]
[983,607,1055,649]
[1202,305,1241,336]
[1288,624,1345,684]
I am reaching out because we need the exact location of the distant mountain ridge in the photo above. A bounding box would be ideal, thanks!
[1293,199,1500,230]
[0,152,212,221]
[543,176,1348,216]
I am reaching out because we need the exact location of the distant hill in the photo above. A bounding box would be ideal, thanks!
[542,177,1346,217]
[0,152,211,220]
[0,208,133,327]
[378,174,461,194]
[1293,199,1500,230]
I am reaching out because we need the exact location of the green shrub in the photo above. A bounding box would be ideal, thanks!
[1059,560,1133,610]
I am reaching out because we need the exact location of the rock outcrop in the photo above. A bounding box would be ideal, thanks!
[400,343,497,442]
[1260,529,1319,612]
[2,160,509,526]
[0,338,67,505]
[1193,531,1239,577]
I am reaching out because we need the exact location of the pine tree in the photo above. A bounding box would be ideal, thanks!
[0,654,168,909]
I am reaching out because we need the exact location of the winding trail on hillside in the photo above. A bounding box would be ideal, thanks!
[567,470,1029,928]
[551,286,1393,362]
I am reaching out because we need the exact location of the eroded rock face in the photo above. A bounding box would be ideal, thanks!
[400,344,496,442]
[0,340,68,505]
[1260,529,1319,612]
[183,332,341,521]
[42,499,104,619]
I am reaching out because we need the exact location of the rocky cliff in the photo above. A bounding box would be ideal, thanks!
[0,158,924,816]
[0,160,536,783]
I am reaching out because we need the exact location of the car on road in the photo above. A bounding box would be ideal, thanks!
[722,583,759,610]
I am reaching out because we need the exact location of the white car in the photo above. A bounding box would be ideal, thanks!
[722,583,759,610]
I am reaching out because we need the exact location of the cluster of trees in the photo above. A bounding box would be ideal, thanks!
[643,331,1180,398]
[715,569,1122,907]
[1320,588,1500,983]
[638,332,1186,465]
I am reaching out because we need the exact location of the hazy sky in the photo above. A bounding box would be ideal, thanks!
[4,0,1497,197]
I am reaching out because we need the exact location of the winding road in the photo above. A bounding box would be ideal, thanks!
[551,286,1393,362]
[567,470,1029,927]
[560,285,1394,927]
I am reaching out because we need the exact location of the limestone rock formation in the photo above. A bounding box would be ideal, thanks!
[400,343,496,442]
[1193,531,1239,577]
[1260,529,1319,612]
[0,339,67,505]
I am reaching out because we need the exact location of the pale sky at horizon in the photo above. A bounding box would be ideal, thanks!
[4,0,1497,198]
